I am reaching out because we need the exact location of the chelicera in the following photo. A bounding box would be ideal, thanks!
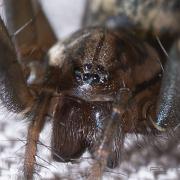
[0,0,180,179]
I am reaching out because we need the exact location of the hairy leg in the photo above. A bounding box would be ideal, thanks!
[24,93,51,180]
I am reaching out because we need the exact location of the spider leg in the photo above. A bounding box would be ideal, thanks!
[0,14,52,180]
[4,0,57,59]
[88,104,125,179]
[0,16,33,113]
[4,0,57,86]
[153,39,180,131]
[24,92,51,180]
[0,15,52,179]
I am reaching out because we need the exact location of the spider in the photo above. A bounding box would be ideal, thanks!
[0,0,180,179]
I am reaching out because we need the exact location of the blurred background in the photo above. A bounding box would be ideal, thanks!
[0,0,85,38]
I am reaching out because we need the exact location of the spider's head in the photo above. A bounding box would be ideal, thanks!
[47,27,162,104]
[47,27,119,101]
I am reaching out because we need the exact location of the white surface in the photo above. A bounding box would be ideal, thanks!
[41,0,85,38]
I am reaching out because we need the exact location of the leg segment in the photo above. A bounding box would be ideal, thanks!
[153,39,180,131]
[87,109,124,180]
[4,0,57,60]
[0,16,52,179]
[0,16,33,113]
[4,0,57,87]
[24,93,51,180]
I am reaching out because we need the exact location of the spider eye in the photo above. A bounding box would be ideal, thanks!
[83,73,91,82]
[74,64,108,85]
[74,68,82,82]
[84,63,92,71]
[83,73,101,84]
[92,74,100,83]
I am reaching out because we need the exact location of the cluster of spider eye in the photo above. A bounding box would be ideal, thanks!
[74,63,108,85]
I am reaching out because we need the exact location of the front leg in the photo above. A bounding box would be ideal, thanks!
[4,0,57,57]
[0,16,33,113]
[0,16,52,180]
[4,0,57,86]
[24,92,51,180]
[87,94,128,179]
